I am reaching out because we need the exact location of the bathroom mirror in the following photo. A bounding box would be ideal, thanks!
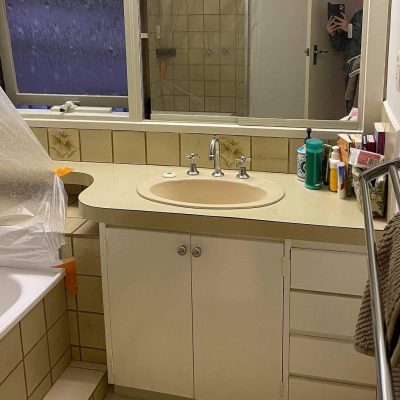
[142,0,365,123]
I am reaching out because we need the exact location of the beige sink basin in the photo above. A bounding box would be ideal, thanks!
[137,172,285,209]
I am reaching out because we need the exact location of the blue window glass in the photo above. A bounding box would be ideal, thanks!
[5,0,127,96]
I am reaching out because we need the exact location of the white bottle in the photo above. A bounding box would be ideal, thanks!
[329,146,341,192]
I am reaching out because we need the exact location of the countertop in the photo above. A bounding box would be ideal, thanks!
[60,162,387,245]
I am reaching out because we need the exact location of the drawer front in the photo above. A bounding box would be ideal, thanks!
[289,377,376,400]
[291,249,368,296]
[289,336,376,386]
[290,291,362,340]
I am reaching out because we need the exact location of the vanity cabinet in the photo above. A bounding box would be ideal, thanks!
[288,248,376,400]
[103,227,284,400]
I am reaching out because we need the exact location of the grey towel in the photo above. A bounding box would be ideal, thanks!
[354,213,400,396]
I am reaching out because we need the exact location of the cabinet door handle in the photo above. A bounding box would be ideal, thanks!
[177,245,187,256]
[192,247,202,257]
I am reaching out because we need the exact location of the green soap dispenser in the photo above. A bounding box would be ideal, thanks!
[305,138,323,190]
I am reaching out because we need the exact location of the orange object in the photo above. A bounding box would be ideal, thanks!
[160,59,167,80]
[56,257,77,295]
[54,166,73,177]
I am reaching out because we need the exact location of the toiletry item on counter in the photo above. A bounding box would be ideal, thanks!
[297,128,313,182]
[337,133,354,197]
[296,145,306,181]
[349,148,384,169]
[322,144,332,186]
[305,138,323,190]
[374,122,386,155]
[329,146,341,192]
[366,134,376,152]
[337,162,347,199]
[349,134,362,149]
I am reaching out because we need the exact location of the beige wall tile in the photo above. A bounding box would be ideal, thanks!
[71,346,81,361]
[80,130,113,163]
[0,325,23,383]
[289,138,305,174]
[78,313,106,350]
[43,367,104,400]
[93,373,109,400]
[24,336,50,396]
[73,238,101,276]
[28,374,51,400]
[65,218,87,235]
[44,281,66,329]
[48,128,80,161]
[252,137,289,159]
[81,348,107,365]
[72,221,100,237]
[252,137,289,173]
[47,314,70,368]
[51,349,71,384]
[180,133,214,168]
[252,158,288,173]
[20,301,46,355]
[66,290,77,311]
[146,132,180,166]
[67,311,79,346]
[77,276,104,314]
[219,135,251,169]
[0,363,26,400]
[113,131,146,164]
[31,127,49,153]
[60,237,73,259]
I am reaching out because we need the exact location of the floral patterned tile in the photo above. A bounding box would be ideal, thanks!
[48,128,80,161]
[219,135,251,170]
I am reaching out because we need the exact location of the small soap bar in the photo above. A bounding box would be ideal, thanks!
[162,172,176,178]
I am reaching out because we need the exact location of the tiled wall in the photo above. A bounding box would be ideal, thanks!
[147,0,247,115]
[61,201,106,366]
[32,127,300,174]
[0,281,70,400]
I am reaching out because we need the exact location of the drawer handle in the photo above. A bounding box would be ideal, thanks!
[177,245,187,256]
[192,247,202,258]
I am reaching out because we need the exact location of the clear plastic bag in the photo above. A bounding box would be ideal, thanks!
[0,88,66,268]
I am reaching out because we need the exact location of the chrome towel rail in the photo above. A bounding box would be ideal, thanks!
[360,158,400,400]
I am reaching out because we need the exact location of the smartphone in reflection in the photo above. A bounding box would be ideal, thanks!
[328,3,345,20]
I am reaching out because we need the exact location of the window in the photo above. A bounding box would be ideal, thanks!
[0,0,128,108]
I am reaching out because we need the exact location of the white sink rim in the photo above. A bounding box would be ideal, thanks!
[137,172,285,210]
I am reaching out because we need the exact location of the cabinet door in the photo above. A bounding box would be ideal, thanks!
[105,228,193,398]
[192,236,284,400]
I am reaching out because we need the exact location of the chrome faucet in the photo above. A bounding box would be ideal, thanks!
[208,135,224,177]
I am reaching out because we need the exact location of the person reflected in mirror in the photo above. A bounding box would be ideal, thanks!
[327,8,363,113]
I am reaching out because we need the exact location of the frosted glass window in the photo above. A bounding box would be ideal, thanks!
[5,0,127,96]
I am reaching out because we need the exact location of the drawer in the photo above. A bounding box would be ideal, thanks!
[289,377,376,400]
[289,335,376,386]
[291,249,368,296]
[290,291,362,340]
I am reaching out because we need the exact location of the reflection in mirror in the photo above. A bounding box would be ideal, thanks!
[142,0,364,122]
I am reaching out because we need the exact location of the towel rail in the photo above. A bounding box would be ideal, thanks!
[360,158,400,400]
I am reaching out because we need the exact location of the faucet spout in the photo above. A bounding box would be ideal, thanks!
[208,136,224,177]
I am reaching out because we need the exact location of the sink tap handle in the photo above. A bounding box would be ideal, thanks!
[235,155,251,179]
[186,153,200,176]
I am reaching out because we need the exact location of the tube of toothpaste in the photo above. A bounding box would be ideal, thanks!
[337,162,346,199]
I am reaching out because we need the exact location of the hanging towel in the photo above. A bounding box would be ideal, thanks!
[354,212,400,396]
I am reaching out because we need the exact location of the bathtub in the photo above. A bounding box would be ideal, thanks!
[0,266,64,340]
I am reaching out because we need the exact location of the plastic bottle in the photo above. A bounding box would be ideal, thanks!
[305,138,323,190]
[329,146,341,192]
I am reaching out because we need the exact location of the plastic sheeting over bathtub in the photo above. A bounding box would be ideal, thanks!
[0,87,66,268]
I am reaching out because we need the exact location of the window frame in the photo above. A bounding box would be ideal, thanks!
[0,0,391,135]
[0,0,130,109]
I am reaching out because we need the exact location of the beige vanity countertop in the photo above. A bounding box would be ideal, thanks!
[59,161,386,245]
